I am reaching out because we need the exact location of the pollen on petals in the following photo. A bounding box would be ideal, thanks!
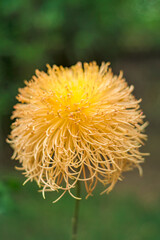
[7,62,148,201]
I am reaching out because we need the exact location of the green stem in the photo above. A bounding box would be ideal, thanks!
[72,181,81,240]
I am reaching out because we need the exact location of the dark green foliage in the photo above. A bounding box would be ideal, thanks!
[0,178,160,240]
[0,0,160,117]
[0,179,19,214]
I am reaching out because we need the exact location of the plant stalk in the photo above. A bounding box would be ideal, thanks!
[72,181,81,240]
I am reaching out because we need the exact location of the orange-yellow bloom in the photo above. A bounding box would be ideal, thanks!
[8,62,148,202]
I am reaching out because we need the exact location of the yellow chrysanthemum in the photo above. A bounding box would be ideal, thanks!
[8,62,148,201]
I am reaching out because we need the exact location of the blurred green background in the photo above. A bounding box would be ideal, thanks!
[0,0,160,239]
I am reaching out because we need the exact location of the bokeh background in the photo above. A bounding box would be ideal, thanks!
[0,0,160,239]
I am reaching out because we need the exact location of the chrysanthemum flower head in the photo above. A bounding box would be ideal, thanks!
[8,62,148,202]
